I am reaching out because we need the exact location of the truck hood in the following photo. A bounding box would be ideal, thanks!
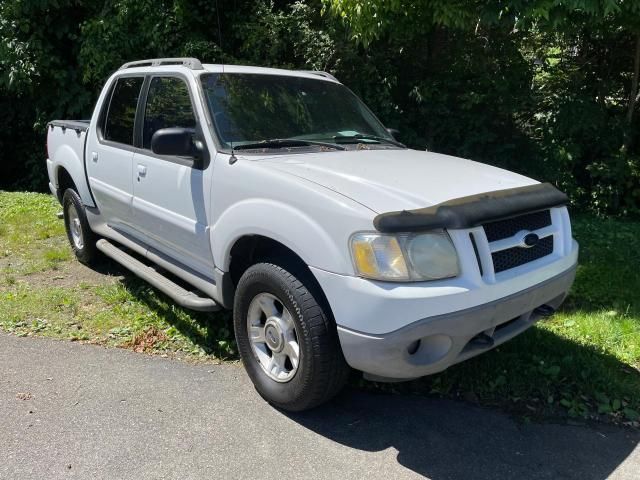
[255,149,537,213]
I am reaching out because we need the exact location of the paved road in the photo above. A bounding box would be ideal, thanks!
[1,333,638,480]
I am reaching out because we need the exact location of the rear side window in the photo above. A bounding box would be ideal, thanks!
[143,77,196,149]
[103,77,144,145]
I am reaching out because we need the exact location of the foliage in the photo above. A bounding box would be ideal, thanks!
[523,24,640,214]
[323,0,639,46]
[1,0,640,214]
[322,0,640,215]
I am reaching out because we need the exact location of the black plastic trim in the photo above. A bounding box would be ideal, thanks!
[80,128,97,206]
[469,232,483,276]
[133,76,151,148]
[373,183,569,233]
[48,120,89,133]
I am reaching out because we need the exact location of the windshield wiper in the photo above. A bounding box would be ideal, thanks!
[333,133,405,148]
[232,138,345,151]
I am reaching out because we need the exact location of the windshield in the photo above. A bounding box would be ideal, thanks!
[200,73,397,151]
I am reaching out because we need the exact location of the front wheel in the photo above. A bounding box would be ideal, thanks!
[233,262,350,411]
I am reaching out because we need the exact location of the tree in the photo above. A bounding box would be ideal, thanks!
[1,0,639,213]
[324,0,640,214]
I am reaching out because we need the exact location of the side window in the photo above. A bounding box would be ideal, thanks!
[143,77,196,150]
[103,77,144,145]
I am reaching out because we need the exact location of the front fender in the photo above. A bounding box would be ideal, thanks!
[211,198,351,274]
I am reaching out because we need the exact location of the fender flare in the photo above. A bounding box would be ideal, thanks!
[212,198,350,274]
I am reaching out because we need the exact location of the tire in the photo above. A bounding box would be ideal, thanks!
[233,261,350,411]
[62,188,99,265]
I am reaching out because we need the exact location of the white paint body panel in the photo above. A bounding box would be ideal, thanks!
[46,63,579,349]
[87,145,134,229]
[46,128,95,207]
[255,149,538,213]
[131,152,214,274]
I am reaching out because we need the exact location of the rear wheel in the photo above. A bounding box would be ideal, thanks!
[233,262,350,411]
[62,189,98,265]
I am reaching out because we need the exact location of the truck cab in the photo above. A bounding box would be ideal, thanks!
[46,58,578,411]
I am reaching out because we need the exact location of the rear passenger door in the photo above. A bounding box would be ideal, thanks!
[131,75,214,275]
[86,76,144,230]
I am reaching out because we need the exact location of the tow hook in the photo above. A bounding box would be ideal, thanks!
[534,304,556,318]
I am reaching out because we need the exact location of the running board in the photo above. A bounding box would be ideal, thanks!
[96,239,219,312]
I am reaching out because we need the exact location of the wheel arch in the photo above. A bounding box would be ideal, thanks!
[228,234,309,286]
[56,166,77,202]
[223,234,336,324]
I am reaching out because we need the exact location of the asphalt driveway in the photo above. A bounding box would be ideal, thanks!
[1,333,638,479]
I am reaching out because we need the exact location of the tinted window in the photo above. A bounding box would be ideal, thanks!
[103,77,143,145]
[143,77,196,149]
[200,73,392,147]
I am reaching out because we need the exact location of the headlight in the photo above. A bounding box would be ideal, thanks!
[350,231,459,282]
[405,232,460,280]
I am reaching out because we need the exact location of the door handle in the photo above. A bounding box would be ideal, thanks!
[91,152,98,162]
[137,164,147,178]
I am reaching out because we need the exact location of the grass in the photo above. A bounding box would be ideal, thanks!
[0,191,235,359]
[0,191,70,275]
[0,190,638,425]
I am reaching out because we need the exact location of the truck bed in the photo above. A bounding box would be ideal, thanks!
[46,119,95,207]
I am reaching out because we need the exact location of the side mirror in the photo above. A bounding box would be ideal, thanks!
[151,128,201,157]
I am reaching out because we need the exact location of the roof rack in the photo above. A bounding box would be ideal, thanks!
[119,58,204,71]
[298,70,339,82]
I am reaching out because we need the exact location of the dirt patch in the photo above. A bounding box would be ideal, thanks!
[125,326,169,353]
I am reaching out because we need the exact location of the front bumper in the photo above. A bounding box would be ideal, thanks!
[334,264,576,380]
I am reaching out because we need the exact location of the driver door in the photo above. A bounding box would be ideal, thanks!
[131,75,213,275]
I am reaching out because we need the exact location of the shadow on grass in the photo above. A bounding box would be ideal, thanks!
[115,271,236,358]
[89,257,129,277]
[370,326,639,419]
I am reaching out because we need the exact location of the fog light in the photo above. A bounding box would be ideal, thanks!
[407,339,421,355]
[407,335,452,364]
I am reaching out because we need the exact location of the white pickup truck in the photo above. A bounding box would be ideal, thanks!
[46,58,578,411]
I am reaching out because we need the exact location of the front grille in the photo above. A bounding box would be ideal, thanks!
[483,210,552,242]
[492,236,554,273]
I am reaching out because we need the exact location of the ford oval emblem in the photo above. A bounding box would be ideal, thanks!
[522,232,540,248]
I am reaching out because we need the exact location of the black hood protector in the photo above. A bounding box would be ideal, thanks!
[374,183,569,233]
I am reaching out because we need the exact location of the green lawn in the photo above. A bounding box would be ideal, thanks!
[0,191,638,424]
[0,191,235,359]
